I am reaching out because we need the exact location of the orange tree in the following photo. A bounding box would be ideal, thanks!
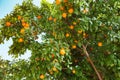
[0,57,31,80]
[0,0,120,79]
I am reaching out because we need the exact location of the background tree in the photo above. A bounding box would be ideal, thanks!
[0,0,120,80]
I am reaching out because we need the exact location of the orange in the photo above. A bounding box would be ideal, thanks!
[6,22,11,27]
[72,70,76,74]
[18,38,24,43]
[48,16,53,21]
[78,30,82,34]
[65,33,70,37]
[83,33,88,38]
[22,22,26,27]
[37,15,42,19]
[62,13,67,18]
[52,32,56,37]
[68,8,74,14]
[49,70,53,74]
[22,22,29,29]
[52,67,57,72]
[18,15,21,20]
[56,0,60,5]
[72,45,76,49]
[69,25,74,29]
[21,19,25,22]
[74,40,78,43]
[60,48,65,55]
[98,42,102,47]
[83,9,88,14]
[24,23,29,29]
[51,54,55,58]
[73,22,76,25]
[20,28,25,34]
[53,18,56,22]
[39,74,44,79]
[64,0,68,2]
[60,6,64,11]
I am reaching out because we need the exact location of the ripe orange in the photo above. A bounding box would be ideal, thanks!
[18,15,21,20]
[65,33,70,37]
[74,40,78,43]
[21,19,25,23]
[51,54,55,58]
[53,18,56,22]
[64,0,68,2]
[60,6,64,11]
[18,38,24,43]
[49,70,53,74]
[6,22,11,27]
[22,22,29,29]
[20,28,25,34]
[69,25,74,29]
[39,74,44,79]
[56,0,60,5]
[48,16,53,21]
[72,70,76,74]
[37,15,42,19]
[73,22,76,25]
[62,13,67,18]
[52,32,56,37]
[83,32,88,38]
[68,8,74,14]
[22,22,26,27]
[98,42,102,47]
[78,30,82,34]
[24,23,29,29]
[60,48,65,55]
[72,45,76,49]
[52,67,57,72]
[83,9,88,14]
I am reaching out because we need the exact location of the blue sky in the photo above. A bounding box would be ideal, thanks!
[0,0,54,60]
[0,0,23,18]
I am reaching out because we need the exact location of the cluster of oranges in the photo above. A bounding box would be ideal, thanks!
[56,0,74,18]
[21,21,29,29]
[62,8,74,18]
[48,16,56,22]
[56,0,68,5]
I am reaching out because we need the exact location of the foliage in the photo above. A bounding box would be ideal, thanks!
[0,0,120,80]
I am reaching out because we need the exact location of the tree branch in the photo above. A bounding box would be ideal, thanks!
[82,45,102,80]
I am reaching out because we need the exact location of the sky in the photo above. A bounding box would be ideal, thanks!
[0,0,54,60]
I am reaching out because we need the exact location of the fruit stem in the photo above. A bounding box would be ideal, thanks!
[82,45,102,80]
